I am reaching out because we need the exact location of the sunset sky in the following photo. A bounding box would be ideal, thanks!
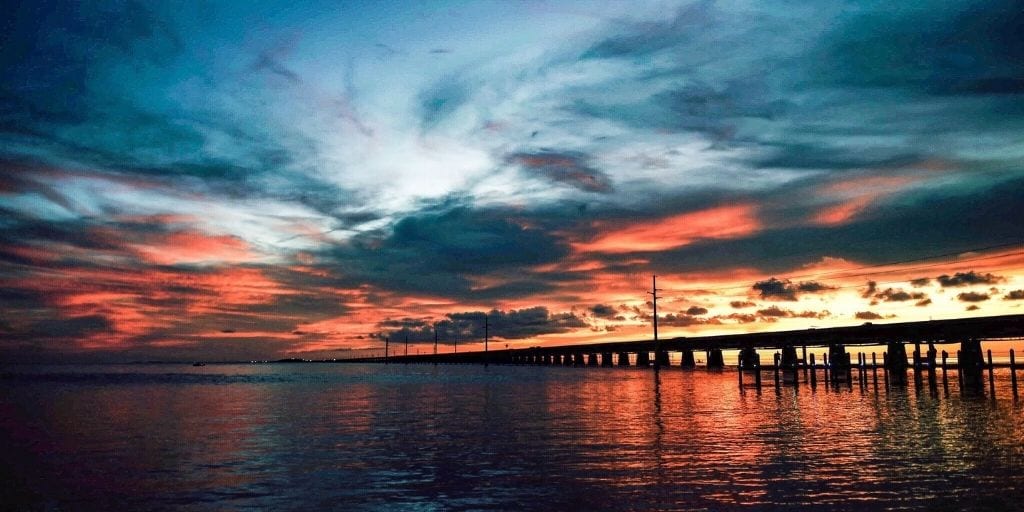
[2,1,1023,362]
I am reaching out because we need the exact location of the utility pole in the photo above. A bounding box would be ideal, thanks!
[484,314,490,367]
[648,275,663,368]
[405,334,409,357]
[433,324,438,356]
[385,336,389,364]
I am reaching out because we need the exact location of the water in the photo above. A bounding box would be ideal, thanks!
[2,363,1022,511]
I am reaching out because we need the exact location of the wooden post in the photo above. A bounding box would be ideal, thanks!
[810,353,817,388]
[872,352,878,388]
[823,352,830,382]
[1010,348,1018,399]
[754,359,762,391]
[941,350,949,393]
[957,350,964,390]
[988,349,995,396]
[774,352,781,389]
[882,351,889,390]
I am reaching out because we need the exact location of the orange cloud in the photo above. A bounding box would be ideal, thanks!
[572,204,760,254]
[133,231,256,265]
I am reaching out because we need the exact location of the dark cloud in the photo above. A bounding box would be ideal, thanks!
[752,278,835,301]
[756,306,829,319]
[855,311,883,320]
[861,281,878,299]
[317,205,570,299]
[915,298,933,307]
[966,305,981,311]
[873,288,927,303]
[635,177,1024,276]
[730,301,755,309]
[379,306,588,343]
[957,291,991,303]
[508,151,613,193]
[685,306,708,316]
[659,313,718,327]
[910,278,931,287]
[937,271,1005,287]
[590,304,621,320]
[1004,290,1024,300]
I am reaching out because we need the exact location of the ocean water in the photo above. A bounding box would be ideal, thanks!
[2,363,1023,511]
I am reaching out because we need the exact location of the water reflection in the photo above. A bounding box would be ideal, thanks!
[1,363,1023,511]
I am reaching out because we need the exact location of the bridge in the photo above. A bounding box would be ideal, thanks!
[349,314,1024,390]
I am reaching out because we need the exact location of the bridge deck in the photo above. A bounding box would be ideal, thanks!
[350,314,1024,364]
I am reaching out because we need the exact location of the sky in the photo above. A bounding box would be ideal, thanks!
[2,0,1024,362]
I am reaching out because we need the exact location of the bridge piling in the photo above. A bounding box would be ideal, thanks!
[636,351,650,367]
[680,349,696,369]
[960,339,984,390]
[588,353,598,366]
[886,342,909,386]
[707,349,724,369]
[618,352,630,366]
[602,352,614,367]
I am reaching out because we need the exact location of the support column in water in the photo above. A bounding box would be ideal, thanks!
[738,346,759,370]
[959,338,985,389]
[885,341,909,385]
[781,344,799,385]
[655,350,670,367]
[828,343,850,383]
[587,353,598,366]
[707,348,725,369]
[602,352,614,367]
[680,349,696,369]
[618,352,631,366]
[636,351,651,367]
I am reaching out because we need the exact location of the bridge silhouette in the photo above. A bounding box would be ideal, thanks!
[350,313,1024,390]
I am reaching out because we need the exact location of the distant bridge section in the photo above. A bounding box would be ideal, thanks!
[350,314,1024,367]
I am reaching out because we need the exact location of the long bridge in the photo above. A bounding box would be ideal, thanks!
[349,314,1024,389]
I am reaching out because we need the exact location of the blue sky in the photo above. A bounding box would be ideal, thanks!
[2,1,1024,361]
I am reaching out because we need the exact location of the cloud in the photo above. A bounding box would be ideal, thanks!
[873,288,927,303]
[590,304,620,319]
[855,311,883,320]
[752,278,835,301]
[756,306,830,319]
[730,301,755,309]
[685,306,708,315]
[910,278,931,287]
[937,271,1005,287]
[1005,290,1024,300]
[378,306,588,343]
[508,151,613,193]
[860,281,878,299]
[957,291,991,303]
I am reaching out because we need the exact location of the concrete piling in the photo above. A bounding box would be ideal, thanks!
[681,349,696,369]
[636,351,651,367]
